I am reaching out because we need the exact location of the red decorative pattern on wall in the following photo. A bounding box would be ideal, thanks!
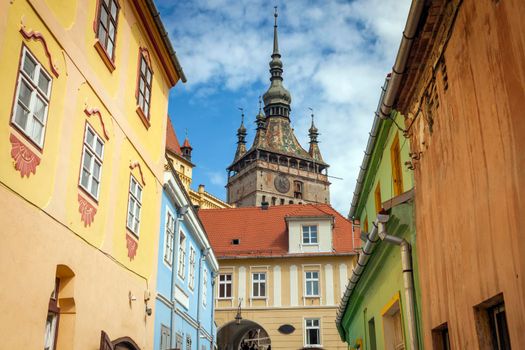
[126,234,138,260]
[19,26,60,77]
[129,161,146,186]
[78,193,97,227]
[10,133,41,177]
[84,107,110,140]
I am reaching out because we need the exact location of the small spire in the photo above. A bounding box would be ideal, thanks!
[308,108,319,141]
[258,96,263,113]
[237,107,247,136]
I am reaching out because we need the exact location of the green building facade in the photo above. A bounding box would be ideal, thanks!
[336,106,424,350]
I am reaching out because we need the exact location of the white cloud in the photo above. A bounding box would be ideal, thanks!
[159,0,412,213]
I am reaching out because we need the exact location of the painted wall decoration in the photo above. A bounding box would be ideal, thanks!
[19,25,60,77]
[10,133,41,177]
[84,107,110,140]
[126,234,138,260]
[78,193,97,227]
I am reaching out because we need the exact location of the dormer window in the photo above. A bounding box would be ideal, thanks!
[302,225,318,245]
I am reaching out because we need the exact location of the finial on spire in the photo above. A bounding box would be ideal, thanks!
[272,6,279,56]
[258,96,262,112]
[309,107,314,124]
[238,107,245,125]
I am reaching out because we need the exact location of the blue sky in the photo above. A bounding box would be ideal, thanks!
[157,0,411,213]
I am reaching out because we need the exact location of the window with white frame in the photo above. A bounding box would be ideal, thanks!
[79,124,104,199]
[11,46,52,147]
[126,176,142,236]
[305,318,321,346]
[302,225,318,244]
[177,232,186,279]
[252,272,266,298]
[159,324,170,350]
[137,51,152,118]
[163,211,175,266]
[305,271,320,297]
[188,246,196,290]
[218,274,232,299]
[203,268,208,306]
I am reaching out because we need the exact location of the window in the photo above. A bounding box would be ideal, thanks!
[305,271,319,297]
[203,268,208,306]
[369,318,377,350]
[280,198,285,205]
[177,232,186,279]
[363,216,369,234]
[137,50,153,118]
[252,272,266,298]
[186,335,192,350]
[160,324,171,350]
[302,225,318,245]
[294,181,303,199]
[163,211,175,266]
[218,274,232,299]
[188,246,196,290]
[79,124,104,199]
[432,323,450,350]
[96,0,119,60]
[390,133,404,196]
[474,294,511,350]
[305,318,321,346]
[383,298,405,350]
[126,176,142,236]
[44,279,60,350]
[271,197,276,206]
[374,182,382,214]
[11,46,52,148]
[175,333,183,349]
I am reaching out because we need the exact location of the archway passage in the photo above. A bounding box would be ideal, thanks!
[217,320,271,350]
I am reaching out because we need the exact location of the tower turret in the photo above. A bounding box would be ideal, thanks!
[180,130,193,161]
[308,111,325,163]
[233,109,247,161]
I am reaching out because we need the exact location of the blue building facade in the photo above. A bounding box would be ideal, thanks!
[154,165,218,350]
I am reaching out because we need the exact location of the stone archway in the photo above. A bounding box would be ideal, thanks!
[217,320,271,350]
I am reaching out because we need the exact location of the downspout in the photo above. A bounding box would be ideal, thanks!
[211,274,217,349]
[377,219,419,350]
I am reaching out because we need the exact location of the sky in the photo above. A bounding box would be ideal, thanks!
[157,0,412,214]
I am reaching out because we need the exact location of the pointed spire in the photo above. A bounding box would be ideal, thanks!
[308,108,319,142]
[263,6,292,118]
[273,6,279,56]
[308,108,324,163]
[234,108,247,161]
[256,96,266,130]
[180,129,193,161]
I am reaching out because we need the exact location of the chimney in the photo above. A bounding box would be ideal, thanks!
[261,201,269,210]
[198,184,205,194]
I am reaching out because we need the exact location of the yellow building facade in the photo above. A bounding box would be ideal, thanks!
[0,0,184,349]
[199,204,360,350]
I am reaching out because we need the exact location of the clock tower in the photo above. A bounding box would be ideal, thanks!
[226,9,330,208]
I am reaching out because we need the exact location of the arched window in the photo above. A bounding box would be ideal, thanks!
[44,265,75,350]
[294,181,303,199]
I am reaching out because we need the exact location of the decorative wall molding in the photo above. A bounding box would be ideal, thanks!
[78,193,97,227]
[19,26,60,77]
[129,161,146,186]
[126,234,138,260]
[10,133,41,177]
[84,107,110,140]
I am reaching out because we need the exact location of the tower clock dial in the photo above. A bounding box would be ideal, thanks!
[274,174,290,193]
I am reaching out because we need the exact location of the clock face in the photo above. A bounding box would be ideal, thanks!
[274,175,290,193]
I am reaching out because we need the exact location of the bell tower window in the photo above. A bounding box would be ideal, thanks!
[294,181,303,199]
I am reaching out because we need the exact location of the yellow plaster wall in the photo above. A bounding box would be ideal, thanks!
[215,256,356,349]
[0,0,181,348]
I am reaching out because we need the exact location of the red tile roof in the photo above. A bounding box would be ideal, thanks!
[166,117,182,156]
[198,204,361,258]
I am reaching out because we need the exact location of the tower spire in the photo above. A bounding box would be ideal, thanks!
[234,108,247,161]
[263,6,291,118]
[308,108,324,163]
[273,6,279,56]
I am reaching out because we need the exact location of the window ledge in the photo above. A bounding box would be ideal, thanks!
[94,40,116,72]
[250,297,267,300]
[217,297,233,300]
[78,184,99,204]
[304,295,321,299]
[136,106,151,129]
[126,227,139,240]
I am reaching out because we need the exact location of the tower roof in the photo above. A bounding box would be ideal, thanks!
[166,116,182,156]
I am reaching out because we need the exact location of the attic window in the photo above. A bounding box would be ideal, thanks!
[232,239,240,245]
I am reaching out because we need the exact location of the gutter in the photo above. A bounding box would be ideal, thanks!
[348,0,425,219]
[144,0,187,83]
